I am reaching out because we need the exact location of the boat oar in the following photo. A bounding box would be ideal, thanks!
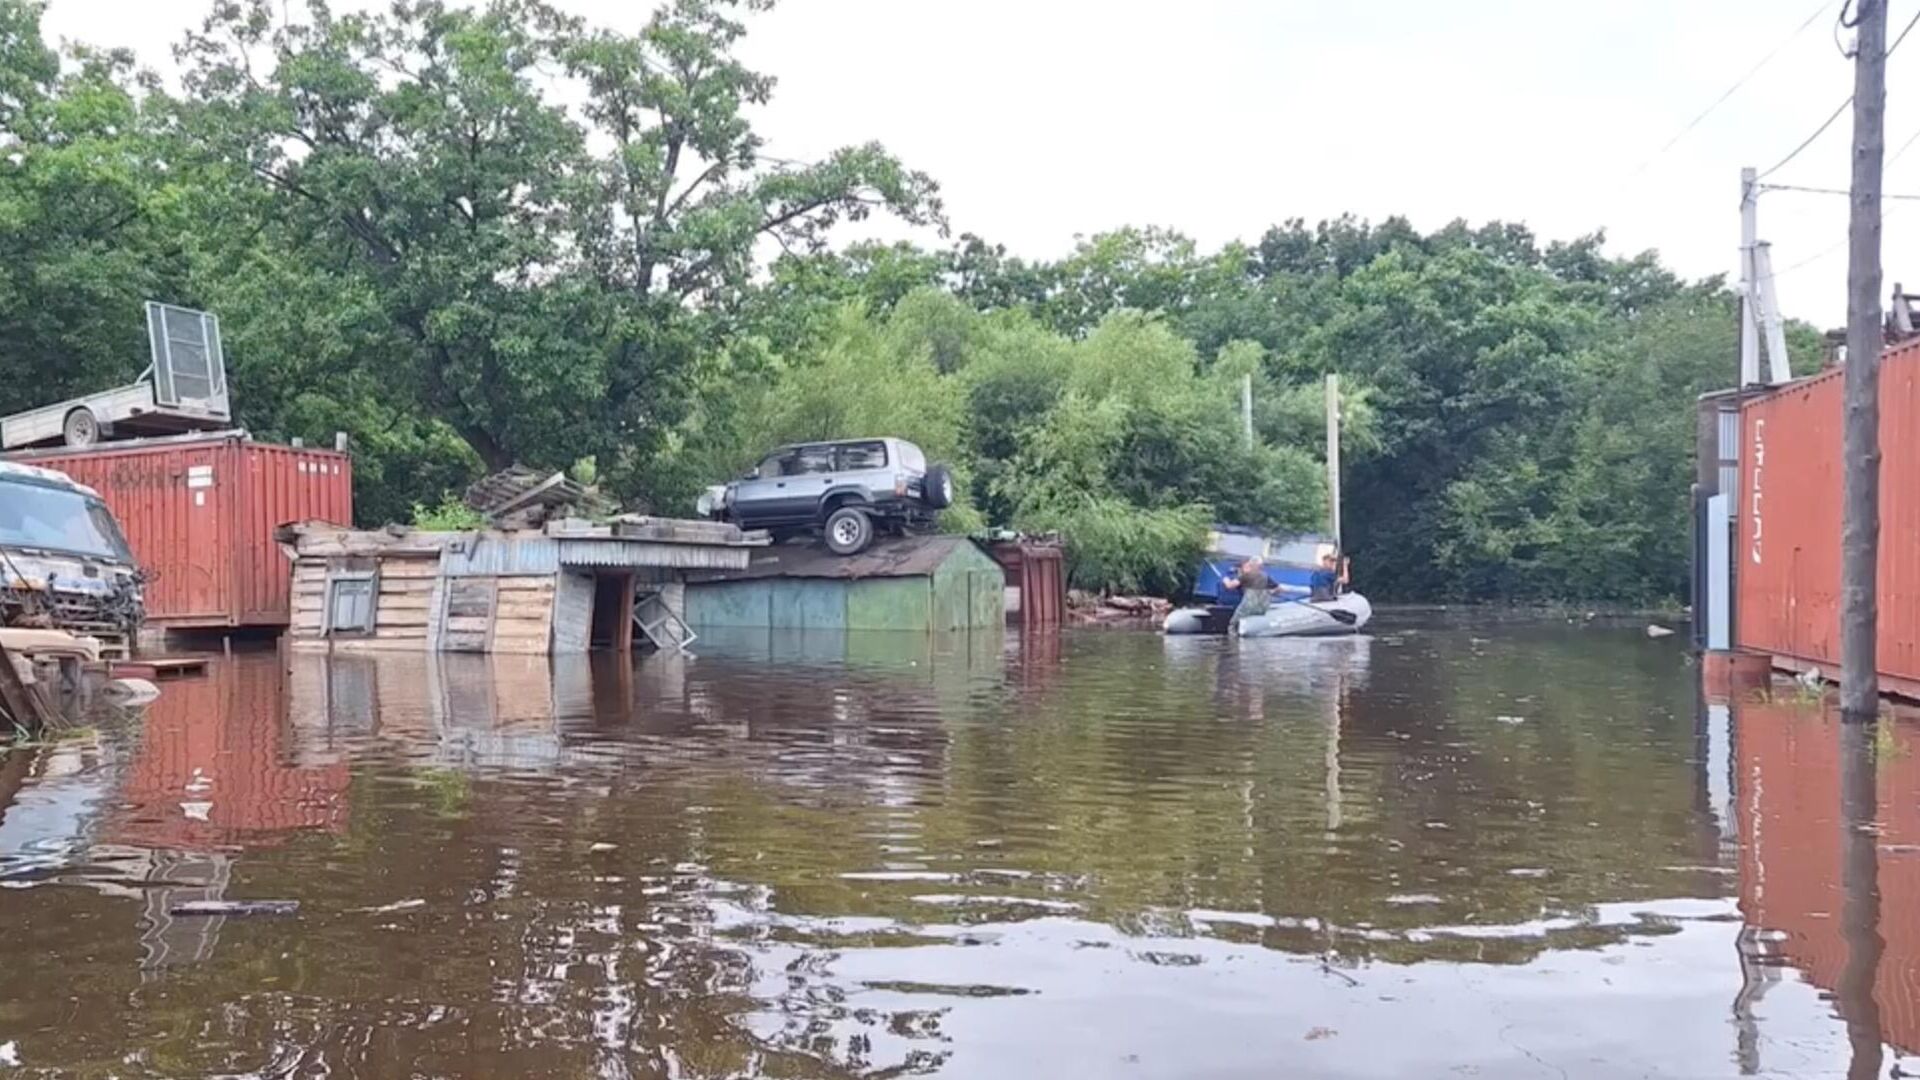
[1322,606,1359,626]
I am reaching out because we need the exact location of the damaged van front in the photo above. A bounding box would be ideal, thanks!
[0,462,143,654]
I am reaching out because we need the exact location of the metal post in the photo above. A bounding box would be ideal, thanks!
[1325,374,1342,548]
[1241,374,1254,450]
[1754,242,1794,383]
[1841,0,1887,721]
[1740,166,1761,386]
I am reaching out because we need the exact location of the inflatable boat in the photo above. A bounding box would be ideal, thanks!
[1163,592,1371,637]
[1160,526,1372,638]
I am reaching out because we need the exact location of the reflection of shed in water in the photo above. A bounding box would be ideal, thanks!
[1736,702,1920,1057]
[685,536,1004,632]
[288,651,638,771]
[284,521,760,653]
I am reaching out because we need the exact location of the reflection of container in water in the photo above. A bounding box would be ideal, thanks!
[1735,699,1920,1056]
[110,657,349,851]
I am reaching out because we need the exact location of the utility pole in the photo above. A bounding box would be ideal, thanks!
[1325,374,1342,548]
[1841,0,1887,721]
[1741,167,1761,385]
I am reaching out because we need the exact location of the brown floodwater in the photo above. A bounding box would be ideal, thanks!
[0,616,1915,1078]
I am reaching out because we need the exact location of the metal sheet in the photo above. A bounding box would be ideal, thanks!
[1706,493,1731,651]
[441,536,562,577]
[556,539,752,571]
[1737,344,1920,687]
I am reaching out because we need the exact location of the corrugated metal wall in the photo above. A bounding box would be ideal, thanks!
[1737,342,1920,691]
[235,443,354,623]
[686,545,1005,632]
[18,436,352,628]
[989,542,1066,629]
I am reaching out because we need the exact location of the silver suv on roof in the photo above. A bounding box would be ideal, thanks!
[697,437,956,555]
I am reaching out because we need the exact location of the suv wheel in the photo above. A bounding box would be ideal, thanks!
[824,506,875,556]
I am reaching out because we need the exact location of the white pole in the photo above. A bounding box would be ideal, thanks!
[1754,242,1794,384]
[1241,373,1254,450]
[1325,373,1342,548]
[1740,166,1761,386]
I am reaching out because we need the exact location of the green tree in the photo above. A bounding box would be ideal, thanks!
[0,2,185,413]
[175,0,937,494]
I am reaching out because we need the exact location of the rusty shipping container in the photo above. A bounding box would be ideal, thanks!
[7,432,352,629]
[989,540,1066,630]
[1737,338,1920,694]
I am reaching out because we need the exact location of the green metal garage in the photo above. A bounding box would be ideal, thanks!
[684,536,1005,632]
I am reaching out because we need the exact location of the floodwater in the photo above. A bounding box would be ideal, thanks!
[0,617,1914,1079]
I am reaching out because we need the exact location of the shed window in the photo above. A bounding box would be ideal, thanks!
[327,577,376,635]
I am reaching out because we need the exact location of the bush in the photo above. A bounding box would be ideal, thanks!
[1017,496,1210,596]
[411,495,486,531]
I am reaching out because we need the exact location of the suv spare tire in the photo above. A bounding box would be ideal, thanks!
[923,464,956,510]
[824,505,875,556]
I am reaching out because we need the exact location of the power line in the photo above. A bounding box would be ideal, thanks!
[1630,0,1835,176]
[1889,119,1920,161]
[1762,198,1907,282]
[1759,181,1920,198]
[1757,3,1920,179]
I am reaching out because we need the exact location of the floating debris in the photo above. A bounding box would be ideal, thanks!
[169,900,299,918]
[351,898,426,914]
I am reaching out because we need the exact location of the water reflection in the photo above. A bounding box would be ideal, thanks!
[0,620,1912,1076]
[1731,693,1918,1078]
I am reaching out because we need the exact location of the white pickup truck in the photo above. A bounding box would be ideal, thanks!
[1,301,230,450]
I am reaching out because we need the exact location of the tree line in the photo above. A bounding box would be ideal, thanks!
[0,0,1820,602]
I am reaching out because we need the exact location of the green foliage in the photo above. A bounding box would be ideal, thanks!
[0,0,1811,601]
[169,0,938,493]
[0,6,186,414]
[1020,497,1210,596]
[411,495,487,532]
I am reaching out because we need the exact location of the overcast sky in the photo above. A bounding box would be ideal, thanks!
[41,0,1920,326]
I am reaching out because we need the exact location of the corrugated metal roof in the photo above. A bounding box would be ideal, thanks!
[556,539,752,570]
[688,536,985,583]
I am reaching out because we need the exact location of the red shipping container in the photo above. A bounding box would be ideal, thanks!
[1737,338,1920,695]
[989,540,1066,630]
[7,432,352,629]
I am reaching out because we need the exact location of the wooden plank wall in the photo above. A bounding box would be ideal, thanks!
[290,560,327,639]
[290,557,553,653]
[491,575,556,654]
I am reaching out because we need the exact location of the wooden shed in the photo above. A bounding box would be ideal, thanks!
[684,536,1005,632]
[284,519,762,653]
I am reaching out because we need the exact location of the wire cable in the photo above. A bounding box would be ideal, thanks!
[1630,0,1834,175]
[1758,4,1920,179]
[1759,181,1920,198]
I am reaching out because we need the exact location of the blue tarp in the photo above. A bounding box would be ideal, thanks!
[1191,527,1335,604]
